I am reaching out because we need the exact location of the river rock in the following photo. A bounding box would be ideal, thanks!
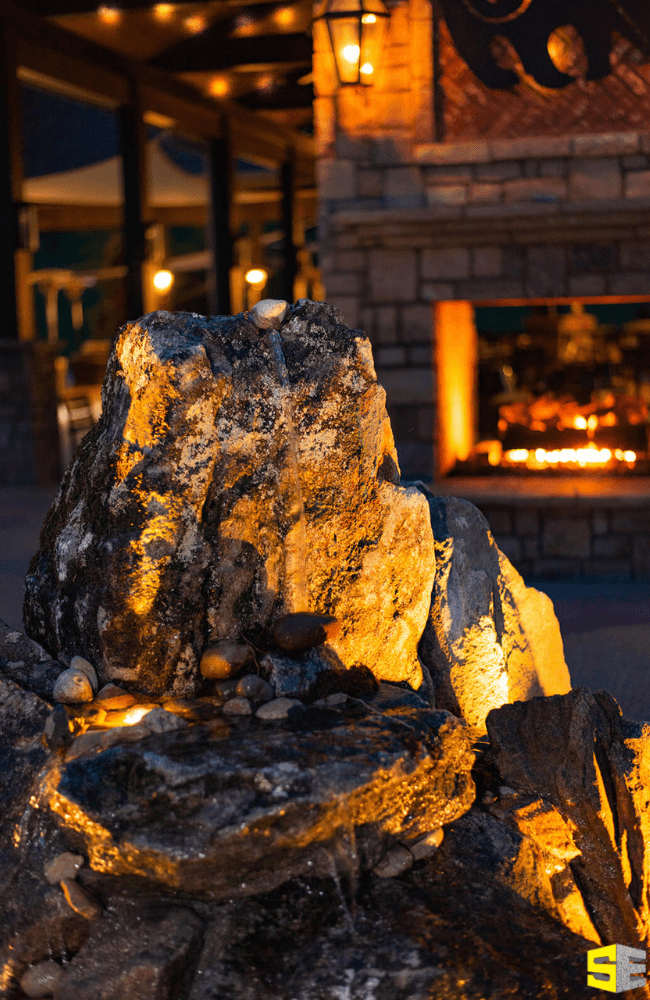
[200,642,252,680]
[141,706,188,733]
[255,696,303,720]
[60,879,102,921]
[47,704,474,899]
[53,669,94,705]
[373,843,413,878]
[222,696,252,715]
[249,298,289,330]
[94,684,135,709]
[69,656,98,693]
[20,960,65,998]
[235,673,274,701]
[24,302,435,697]
[417,490,571,728]
[272,611,340,652]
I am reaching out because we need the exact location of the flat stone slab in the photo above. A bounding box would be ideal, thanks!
[46,704,475,899]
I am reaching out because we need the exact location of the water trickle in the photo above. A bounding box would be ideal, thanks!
[266,328,309,613]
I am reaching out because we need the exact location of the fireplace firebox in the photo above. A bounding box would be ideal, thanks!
[435,297,650,479]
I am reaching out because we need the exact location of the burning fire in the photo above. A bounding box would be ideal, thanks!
[503,445,637,470]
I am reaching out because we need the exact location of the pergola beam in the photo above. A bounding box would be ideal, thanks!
[151,31,312,73]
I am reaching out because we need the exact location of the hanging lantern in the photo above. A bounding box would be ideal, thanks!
[314,0,390,86]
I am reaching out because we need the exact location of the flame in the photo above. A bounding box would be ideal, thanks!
[503,445,636,469]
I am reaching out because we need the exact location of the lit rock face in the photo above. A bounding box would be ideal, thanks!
[418,491,571,729]
[24,302,435,697]
[483,687,650,948]
[47,704,475,898]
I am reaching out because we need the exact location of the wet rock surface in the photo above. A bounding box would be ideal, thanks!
[24,302,435,697]
[47,700,475,899]
[0,618,60,701]
[417,489,571,728]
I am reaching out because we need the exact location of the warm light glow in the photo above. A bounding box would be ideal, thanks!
[257,74,277,92]
[342,44,361,62]
[154,3,174,20]
[600,411,617,427]
[183,13,206,32]
[360,62,374,75]
[573,415,587,430]
[435,300,477,477]
[587,414,598,433]
[97,4,121,23]
[153,269,174,292]
[122,705,151,726]
[245,268,268,286]
[209,76,229,97]
[274,5,295,26]
[503,445,630,469]
[361,12,376,22]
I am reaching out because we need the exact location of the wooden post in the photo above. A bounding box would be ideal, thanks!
[208,124,233,316]
[0,20,24,340]
[119,81,149,322]
[281,154,298,303]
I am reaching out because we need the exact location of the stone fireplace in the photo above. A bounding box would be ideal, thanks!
[313,0,650,577]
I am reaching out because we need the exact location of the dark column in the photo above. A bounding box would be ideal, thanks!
[208,126,233,316]
[119,82,148,321]
[281,155,298,303]
[0,21,22,339]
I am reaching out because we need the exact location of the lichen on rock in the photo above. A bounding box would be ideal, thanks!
[24,302,434,698]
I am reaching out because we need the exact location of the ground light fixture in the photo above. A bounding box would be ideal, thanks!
[313,0,390,86]
[153,269,174,292]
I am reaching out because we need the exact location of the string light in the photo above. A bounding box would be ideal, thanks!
[273,5,295,26]
[209,76,229,97]
[154,3,175,20]
[183,14,206,33]
[97,5,121,24]
[153,270,174,292]
[245,268,267,286]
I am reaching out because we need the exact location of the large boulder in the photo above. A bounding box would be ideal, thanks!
[47,701,475,898]
[417,491,571,728]
[24,303,435,697]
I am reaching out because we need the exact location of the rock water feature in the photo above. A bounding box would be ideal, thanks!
[0,299,648,998]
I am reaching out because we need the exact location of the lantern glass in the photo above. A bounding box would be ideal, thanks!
[315,0,390,86]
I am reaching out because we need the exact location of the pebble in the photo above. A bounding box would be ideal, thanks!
[20,960,65,998]
[373,843,414,878]
[255,697,303,720]
[235,674,275,702]
[60,878,102,920]
[410,828,444,861]
[249,298,289,330]
[313,691,347,708]
[70,655,98,693]
[52,668,94,704]
[140,706,188,733]
[44,852,84,885]
[212,680,238,701]
[200,642,252,680]
[222,697,253,716]
[44,703,74,752]
[272,612,340,652]
[498,786,517,798]
[95,683,136,709]
[100,722,153,748]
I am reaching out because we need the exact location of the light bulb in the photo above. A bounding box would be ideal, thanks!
[342,44,360,63]
[153,270,174,292]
